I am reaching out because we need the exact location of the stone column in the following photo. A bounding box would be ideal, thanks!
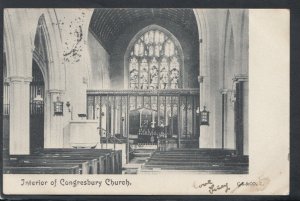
[44,90,64,148]
[9,76,32,155]
[243,79,249,155]
[198,34,213,148]
[199,75,212,148]
[219,88,235,149]
[220,89,228,149]
[233,74,248,155]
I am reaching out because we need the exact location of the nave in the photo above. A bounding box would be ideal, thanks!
[3,8,249,175]
[3,148,248,174]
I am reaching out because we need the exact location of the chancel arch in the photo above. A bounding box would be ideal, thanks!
[87,11,201,155]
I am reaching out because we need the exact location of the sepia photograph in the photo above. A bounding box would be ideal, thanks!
[2,8,289,195]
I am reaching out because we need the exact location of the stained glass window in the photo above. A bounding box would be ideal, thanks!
[160,57,169,89]
[149,58,158,89]
[129,57,139,89]
[140,58,149,89]
[170,57,180,89]
[128,28,182,89]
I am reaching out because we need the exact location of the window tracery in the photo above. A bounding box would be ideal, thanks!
[128,28,182,89]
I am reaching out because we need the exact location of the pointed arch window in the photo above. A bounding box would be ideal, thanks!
[129,57,139,89]
[128,27,182,89]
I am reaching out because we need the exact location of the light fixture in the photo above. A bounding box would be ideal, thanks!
[198,75,204,83]
[200,106,209,126]
[66,101,74,120]
[196,106,200,114]
[54,96,63,116]
[66,101,71,111]
[33,88,43,105]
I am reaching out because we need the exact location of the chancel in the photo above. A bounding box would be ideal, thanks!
[3,8,249,174]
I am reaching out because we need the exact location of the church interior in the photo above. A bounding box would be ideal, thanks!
[3,8,249,174]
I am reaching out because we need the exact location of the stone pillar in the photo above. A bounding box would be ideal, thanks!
[199,75,212,148]
[198,33,213,148]
[219,88,235,149]
[9,76,32,155]
[44,90,64,148]
[220,89,228,149]
[243,79,249,155]
[234,74,248,155]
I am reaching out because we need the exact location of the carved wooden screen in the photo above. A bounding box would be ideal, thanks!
[87,89,200,148]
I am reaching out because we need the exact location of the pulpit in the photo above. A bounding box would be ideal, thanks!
[63,120,99,148]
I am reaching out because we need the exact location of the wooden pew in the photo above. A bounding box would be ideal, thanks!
[148,157,249,163]
[39,149,113,174]
[142,165,248,174]
[141,149,248,174]
[8,155,98,174]
[3,166,80,174]
[146,161,248,166]
[5,149,115,174]
[43,153,107,174]
[6,158,90,174]
[4,163,84,174]
[40,149,122,174]
[159,148,236,154]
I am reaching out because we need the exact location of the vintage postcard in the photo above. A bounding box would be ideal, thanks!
[2,8,289,195]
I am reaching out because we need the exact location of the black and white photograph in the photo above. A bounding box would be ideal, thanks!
[2,8,289,195]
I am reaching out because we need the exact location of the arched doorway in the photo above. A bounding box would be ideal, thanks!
[29,14,48,153]
[30,60,45,152]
